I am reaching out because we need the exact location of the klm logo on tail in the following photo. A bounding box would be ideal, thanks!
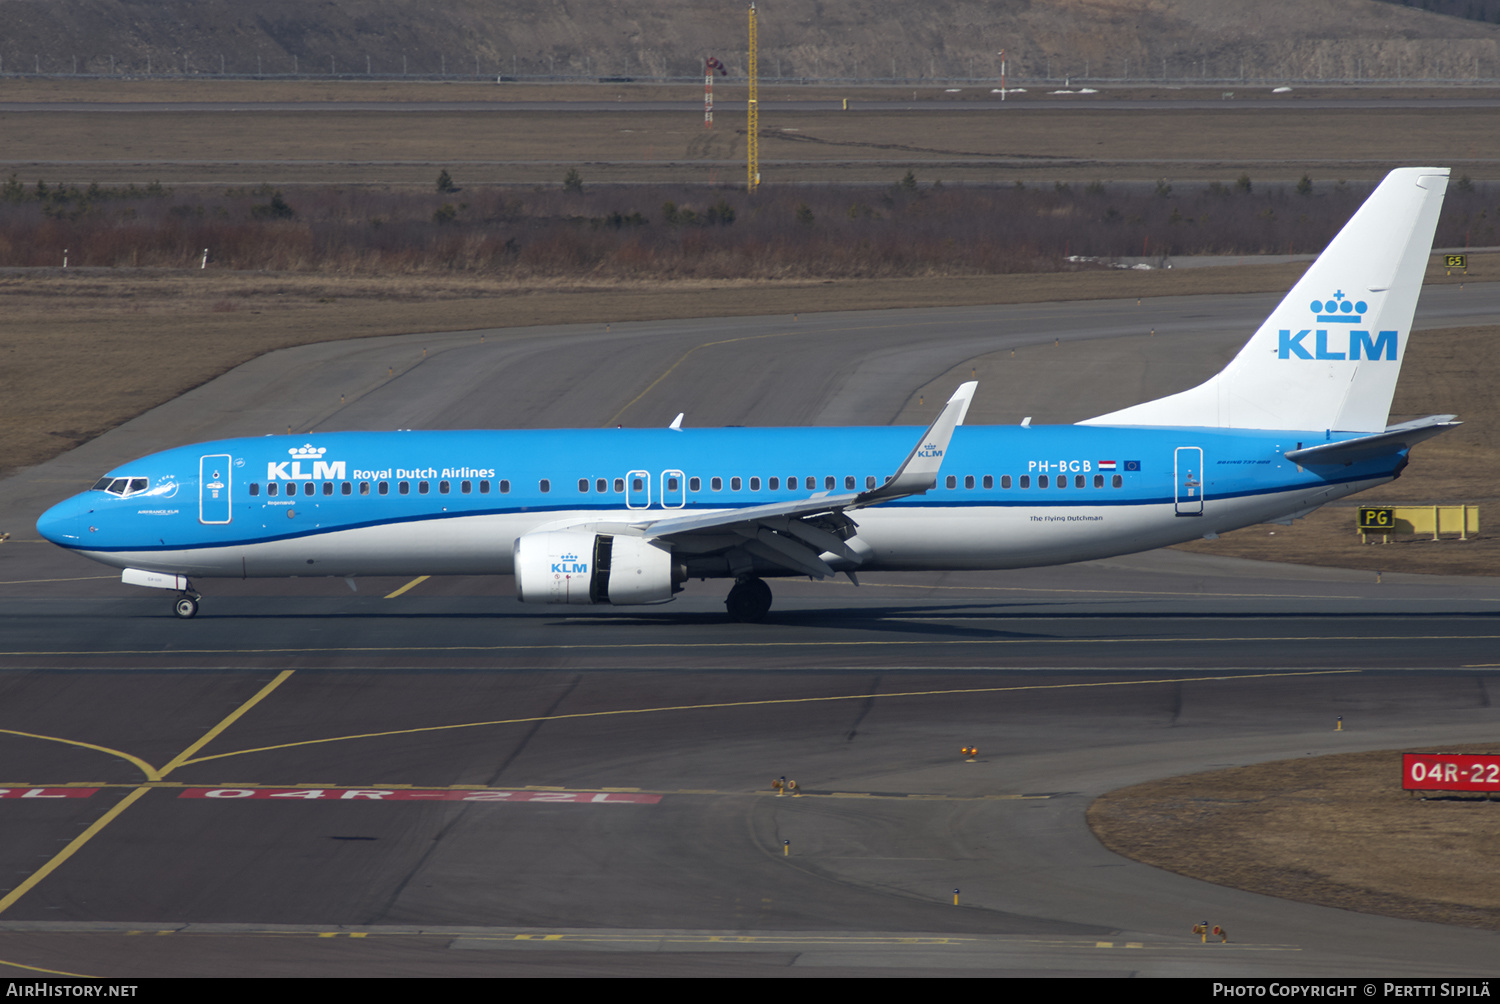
[1278,290,1396,361]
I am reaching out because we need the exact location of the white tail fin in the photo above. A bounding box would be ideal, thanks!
[1081,167,1449,433]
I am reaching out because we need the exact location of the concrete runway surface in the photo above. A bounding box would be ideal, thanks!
[0,286,1497,977]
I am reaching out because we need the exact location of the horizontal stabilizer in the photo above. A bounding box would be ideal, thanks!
[1284,414,1460,465]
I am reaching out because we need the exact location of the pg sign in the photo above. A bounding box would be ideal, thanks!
[1402,753,1500,792]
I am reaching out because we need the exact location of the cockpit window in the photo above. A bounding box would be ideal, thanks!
[94,476,150,497]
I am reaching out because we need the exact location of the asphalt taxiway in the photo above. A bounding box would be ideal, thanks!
[0,288,1497,976]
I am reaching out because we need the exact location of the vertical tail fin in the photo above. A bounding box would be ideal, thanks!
[1081,167,1449,433]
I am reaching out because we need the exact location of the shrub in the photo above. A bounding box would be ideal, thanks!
[249,191,296,219]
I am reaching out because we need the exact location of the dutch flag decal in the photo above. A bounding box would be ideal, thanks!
[1098,460,1117,471]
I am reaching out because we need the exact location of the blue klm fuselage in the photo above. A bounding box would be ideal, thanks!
[37,422,1399,580]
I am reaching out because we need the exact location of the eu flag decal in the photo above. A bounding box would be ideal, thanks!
[1123,460,1142,472]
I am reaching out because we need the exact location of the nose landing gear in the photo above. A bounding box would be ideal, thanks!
[725,577,772,622]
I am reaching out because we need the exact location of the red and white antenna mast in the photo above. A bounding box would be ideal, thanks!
[704,56,725,127]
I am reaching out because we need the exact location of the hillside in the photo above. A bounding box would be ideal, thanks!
[1,0,1500,83]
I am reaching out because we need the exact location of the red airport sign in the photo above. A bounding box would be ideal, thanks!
[1402,753,1500,792]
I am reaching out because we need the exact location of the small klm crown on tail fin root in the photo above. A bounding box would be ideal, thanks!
[1080,167,1450,433]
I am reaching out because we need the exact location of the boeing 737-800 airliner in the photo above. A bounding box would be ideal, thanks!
[38,167,1458,621]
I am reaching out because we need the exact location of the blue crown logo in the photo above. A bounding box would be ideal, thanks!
[560,553,578,562]
[1309,290,1366,323]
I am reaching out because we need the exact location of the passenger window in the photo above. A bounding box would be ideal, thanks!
[668,476,681,491]
[1072,475,1082,488]
[769,477,779,490]
[1019,475,1029,488]
[341,482,351,495]
[249,483,260,496]
[1038,475,1048,488]
[1112,474,1123,488]
[461,481,471,494]
[866,476,877,490]
[711,477,723,491]
[983,475,993,489]
[1093,474,1104,488]
[268,483,279,496]
[578,479,589,493]
[399,481,410,495]
[500,480,510,493]
[439,481,450,494]
[539,479,550,493]
[304,483,316,496]
[824,476,835,490]
[731,477,742,491]
[689,477,701,492]
[418,481,430,495]
[1057,477,1067,490]
[964,475,975,489]
[596,479,607,493]
[805,476,816,490]
[844,475,855,490]
[322,482,333,495]
[632,477,644,491]
[379,482,389,495]
[613,478,624,493]
[360,482,371,495]
[478,480,489,493]
[945,475,956,489]
[748,477,759,491]
[1001,475,1011,489]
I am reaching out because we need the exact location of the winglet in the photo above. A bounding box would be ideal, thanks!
[669,413,684,431]
[862,381,975,501]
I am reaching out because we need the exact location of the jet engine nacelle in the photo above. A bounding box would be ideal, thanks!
[513,530,677,605]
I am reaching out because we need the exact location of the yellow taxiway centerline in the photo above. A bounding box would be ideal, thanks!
[180,669,1355,767]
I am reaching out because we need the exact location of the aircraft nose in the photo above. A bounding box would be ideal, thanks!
[36,496,89,546]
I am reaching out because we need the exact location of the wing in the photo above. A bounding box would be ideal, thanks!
[629,382,976,579]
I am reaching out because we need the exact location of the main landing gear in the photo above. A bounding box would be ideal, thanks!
[725,577,772,623]
[173,589,201,619]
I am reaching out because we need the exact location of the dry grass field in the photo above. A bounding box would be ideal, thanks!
[4,79,1500,186]
[1090,743,1500,931]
